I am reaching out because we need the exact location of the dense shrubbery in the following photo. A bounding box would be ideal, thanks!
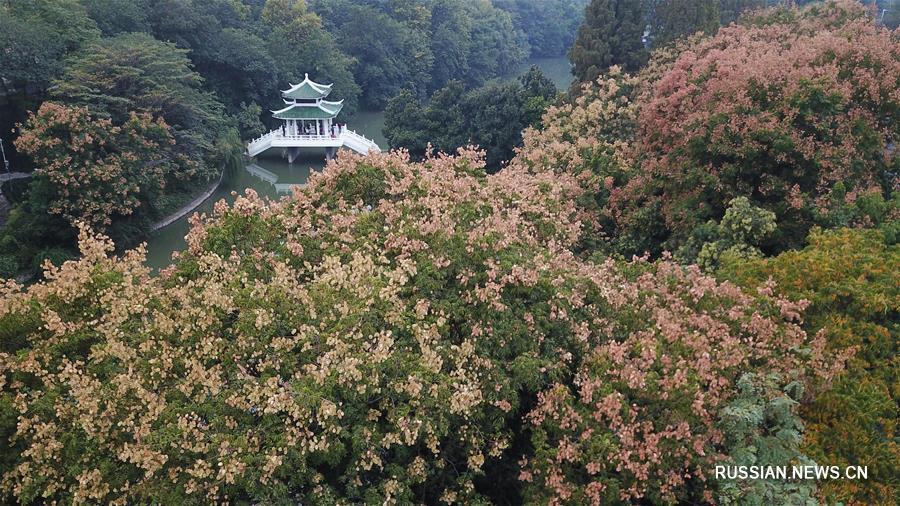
[0,150,836,503]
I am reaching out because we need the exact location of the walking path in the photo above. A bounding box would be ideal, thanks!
[0,172,30,183]
[150,171,224,232]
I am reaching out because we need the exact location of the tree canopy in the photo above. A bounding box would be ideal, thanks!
[0,148,835,504]
[51,33,230,177]
[568,0,648,83]
[385,67,559,169]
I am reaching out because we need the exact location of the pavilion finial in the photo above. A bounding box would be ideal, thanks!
[304,73,309,79]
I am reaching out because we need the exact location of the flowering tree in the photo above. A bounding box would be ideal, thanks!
[518,1,899,257]
[14,102,175,229]
[632,0,899,251]
[513,67,644,253]
[0,149,835,503]
[518,258,837,504]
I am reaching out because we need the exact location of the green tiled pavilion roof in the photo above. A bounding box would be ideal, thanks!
[282,74,332,100]
[272,100,343,120]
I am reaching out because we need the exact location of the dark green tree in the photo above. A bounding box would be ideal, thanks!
[719,0,765,25]
[459,80,532,168]
[465,1,528,87]
[494,0,590,57]
[386,69,556,169]
[196,28,279,110]
[236,102,267,139]
[568,0,647,84]
[51,33,233,174]
[336,4,433,108]
[519,65,559,128]
[81,0,150,35]
[429,0,473,90]
[383,90,430,157]
[611,0,649,71]
[652,0,719,47]
[263,0,361,115]
[0,0,99,89]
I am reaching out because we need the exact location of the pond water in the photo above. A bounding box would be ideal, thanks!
[143,57,572,269]
[515,56,573,90]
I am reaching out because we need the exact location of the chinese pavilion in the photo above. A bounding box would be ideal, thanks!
[247,74,379,162]
[273,74,343,137]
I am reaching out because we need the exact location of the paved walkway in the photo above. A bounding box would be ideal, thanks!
[0,172,30,183]
[150,171,224,232]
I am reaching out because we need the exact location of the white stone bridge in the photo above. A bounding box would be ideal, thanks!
[247,128,380,162]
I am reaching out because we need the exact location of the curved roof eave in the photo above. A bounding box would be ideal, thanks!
[281,73,334,95]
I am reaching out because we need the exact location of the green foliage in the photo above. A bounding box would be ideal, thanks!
[385,70,558,169]
[718,228,899,504]
[568,0,648,84]
[81,0,150,35]
[494,0,590,57]
[519,66,559,128]
[652,0,720,46]
[197,28,279,110]
[311,0,529,102]
[383,90,431,156]
[30,247,73,272]
[335,4,433,108]
[51,32,234,173]
[812,182,900,238]
[0,256,18,279]
[236,102,267,139]
[678,196,777,270]
[264,1,361,115]
[0,0,99,88]
[0,178,76,278]
[464,0,529,87]
[716,373,819,506]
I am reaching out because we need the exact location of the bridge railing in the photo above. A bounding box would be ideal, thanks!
[248,128,381,154]
[342,129,380,152]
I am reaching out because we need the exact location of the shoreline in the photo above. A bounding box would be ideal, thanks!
[150,169,225,233]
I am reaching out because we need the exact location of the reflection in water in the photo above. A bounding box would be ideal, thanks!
[246,163,306,194]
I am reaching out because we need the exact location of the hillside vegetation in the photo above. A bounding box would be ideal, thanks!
[0,1,897,504]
